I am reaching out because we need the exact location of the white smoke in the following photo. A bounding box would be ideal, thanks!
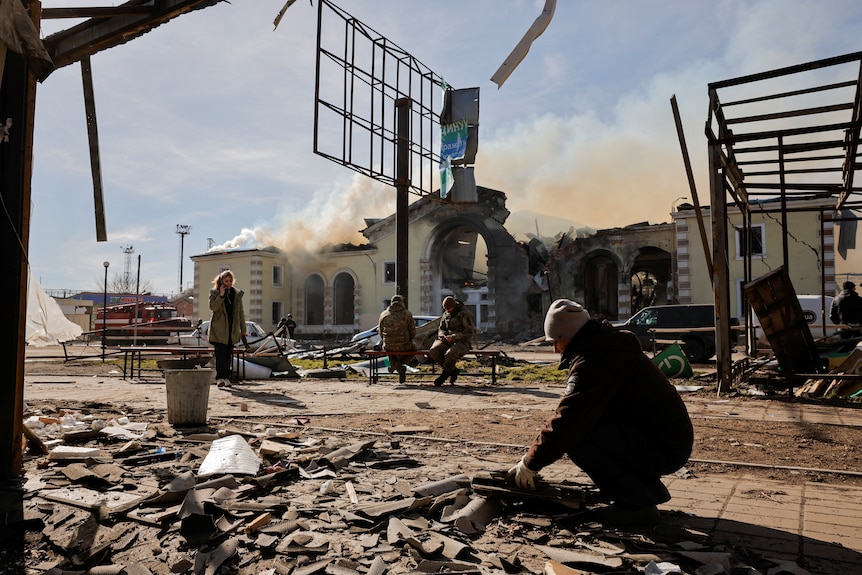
[209,172,396,257]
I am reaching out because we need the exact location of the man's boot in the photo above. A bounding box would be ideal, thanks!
[449,367,460,384]
[398,366,407,384]
[433,371,449,386]
[647,480,671,504]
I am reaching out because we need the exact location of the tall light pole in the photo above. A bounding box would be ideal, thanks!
[102,261,110,362]
[176,224,191,295]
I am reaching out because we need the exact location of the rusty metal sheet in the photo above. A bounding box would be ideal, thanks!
[744,266,824,379]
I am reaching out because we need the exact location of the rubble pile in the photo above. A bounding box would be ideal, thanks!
[795,349,862,399]
[6,407,815,575]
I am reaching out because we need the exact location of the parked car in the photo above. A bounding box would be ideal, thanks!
[177,320,285,352]
[613,304,730,363]
[351,315,440,351]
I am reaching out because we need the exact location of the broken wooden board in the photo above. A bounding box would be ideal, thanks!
[387,425,432,434]
[41,486,152,516]
[744,267,823,379]
[471,472,585,510]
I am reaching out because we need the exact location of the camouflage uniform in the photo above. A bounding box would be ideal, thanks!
[378,298,416,379]
[428,299,475,379]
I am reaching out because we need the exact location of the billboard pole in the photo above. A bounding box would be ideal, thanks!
[396,98,411,302]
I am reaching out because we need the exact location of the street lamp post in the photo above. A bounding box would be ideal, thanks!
[102,261,110,362]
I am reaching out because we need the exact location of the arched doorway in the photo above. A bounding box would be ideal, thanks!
[630,247,673,310]
[435,225,491,331]
[584,255,619,320]
[304,274,325,325]
[333,272,355,326]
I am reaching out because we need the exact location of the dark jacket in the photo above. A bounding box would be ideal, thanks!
[378,301,417,351]
[831,289,862,325]
[208,287,246,345]
[437,300,476,347]
[525,320,694,471]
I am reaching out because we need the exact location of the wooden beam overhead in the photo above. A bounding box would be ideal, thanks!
[42,7,154,19]
[41,0,225,71]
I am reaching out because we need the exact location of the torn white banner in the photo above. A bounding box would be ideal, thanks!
[273,0,299,31]
[490,0,556,89]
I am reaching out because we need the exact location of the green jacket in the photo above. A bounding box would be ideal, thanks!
[208,288,246,345]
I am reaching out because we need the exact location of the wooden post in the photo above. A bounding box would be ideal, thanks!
[0,6,40,480]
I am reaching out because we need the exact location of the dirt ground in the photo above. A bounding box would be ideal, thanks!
[23,353,862,488]
[12,351,862,574]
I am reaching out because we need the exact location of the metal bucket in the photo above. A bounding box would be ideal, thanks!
[164,369,214,426]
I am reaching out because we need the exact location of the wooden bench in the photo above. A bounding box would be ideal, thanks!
[362,349,502,385]
[120,346,248,380]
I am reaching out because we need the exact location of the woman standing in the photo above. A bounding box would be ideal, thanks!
[208,270,248,386]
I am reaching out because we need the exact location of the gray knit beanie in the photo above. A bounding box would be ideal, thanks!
[544,299,591,341]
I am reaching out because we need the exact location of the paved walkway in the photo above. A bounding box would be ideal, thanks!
[22,370,862,574]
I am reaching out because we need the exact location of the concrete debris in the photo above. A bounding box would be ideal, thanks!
[11,407,819,574]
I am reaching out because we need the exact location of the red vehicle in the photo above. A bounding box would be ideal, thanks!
[94,302,192,345]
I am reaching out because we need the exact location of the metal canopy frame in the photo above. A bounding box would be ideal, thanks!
[706,51,862,391]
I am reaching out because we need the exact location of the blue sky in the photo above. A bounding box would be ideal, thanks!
[29,0,862,294]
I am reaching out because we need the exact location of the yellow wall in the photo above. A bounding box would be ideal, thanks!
[679,200,835,316]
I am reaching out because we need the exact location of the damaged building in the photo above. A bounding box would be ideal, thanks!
[191,187,838,343]
[193,186,637,341]
[545,221,676,321]
[191,187,537,341]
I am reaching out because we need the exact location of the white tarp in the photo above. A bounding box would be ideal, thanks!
[26,277,83,346]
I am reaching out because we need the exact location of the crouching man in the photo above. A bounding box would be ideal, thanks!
[507,299,694,524]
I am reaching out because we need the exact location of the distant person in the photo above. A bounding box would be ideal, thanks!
[277,314,297,341]
[208,270,249,387]
[427,296,476,386]
[285,314,297,338]
[831,281,862,341]
[507,299,694,525]
[378,295,416,383]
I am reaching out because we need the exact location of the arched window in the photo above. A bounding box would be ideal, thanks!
[333,273,355,325]
[304,275,325,325]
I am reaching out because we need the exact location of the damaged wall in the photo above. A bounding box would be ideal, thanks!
[365,187,534,340]
[675,199,837,316]
[547,222,675,321]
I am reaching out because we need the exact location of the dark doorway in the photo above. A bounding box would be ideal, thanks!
[584,256,619,320]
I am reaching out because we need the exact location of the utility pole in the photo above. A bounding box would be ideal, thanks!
[176,224,191,295]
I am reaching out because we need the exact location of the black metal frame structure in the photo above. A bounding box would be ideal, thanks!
[313,0,446,197]
[706,51,862,391]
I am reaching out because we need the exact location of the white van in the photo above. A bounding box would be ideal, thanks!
[798,294,837,339]
[754,294,836,346]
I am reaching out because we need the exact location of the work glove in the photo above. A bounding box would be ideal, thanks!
[506,456,538,490]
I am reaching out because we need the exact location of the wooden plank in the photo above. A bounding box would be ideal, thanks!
[81,57,106,241]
